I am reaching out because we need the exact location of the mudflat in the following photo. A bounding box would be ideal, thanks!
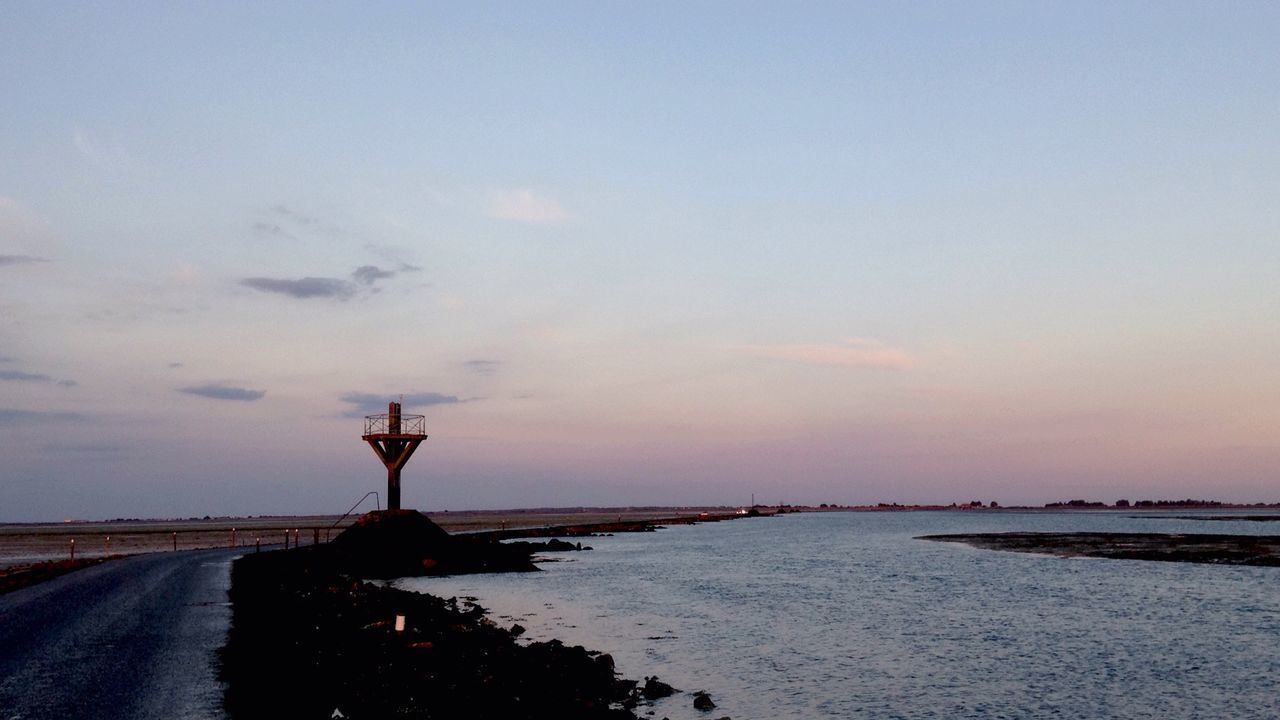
[920,532,1280,566]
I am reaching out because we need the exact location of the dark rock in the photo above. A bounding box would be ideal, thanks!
[642,676,677,699]
[223,545,642,719]
[327,510,538,578]
[693,691,716,711]
[510,623,526,637]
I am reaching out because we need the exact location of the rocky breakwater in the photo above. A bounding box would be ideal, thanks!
[221,510,668,719]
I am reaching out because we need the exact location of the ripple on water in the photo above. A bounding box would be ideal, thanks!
[401,512,1280,720]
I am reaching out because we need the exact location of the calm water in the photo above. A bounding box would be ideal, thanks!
[400,512,1280,719]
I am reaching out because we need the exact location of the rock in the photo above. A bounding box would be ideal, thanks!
[328,510,538,577]
[642,676,677,699]
[693,691,716,711]
[594,652,615,672]
[509,623,526,637]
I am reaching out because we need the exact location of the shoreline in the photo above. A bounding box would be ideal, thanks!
[221,510,751,718]
[920,532,1280,566]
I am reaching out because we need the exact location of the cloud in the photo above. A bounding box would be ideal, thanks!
[0,369,52,382]
[351,265,396,285]
[251,221,291,238]
[742,338,918,370]
[463,359,501,376]
[43,443,129,455]
[240,276,356,300]
[178,384,266,401]
[0,408,85,424]
[241,262,408,299]
[268,205,316,226]
[0,255,49,267]
[0,369,77,386]
[339,391,467,417]
[250,206,329,240]
[489,188,572,225]
[364,244,423,274]
[168,362,184,369]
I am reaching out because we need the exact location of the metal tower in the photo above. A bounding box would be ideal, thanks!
[362,401,428,511]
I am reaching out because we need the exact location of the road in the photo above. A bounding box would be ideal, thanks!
[0,548,241,720]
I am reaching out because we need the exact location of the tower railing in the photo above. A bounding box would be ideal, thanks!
[363,413,426,436]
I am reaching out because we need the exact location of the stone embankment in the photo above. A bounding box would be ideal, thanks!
[221,509,753,719]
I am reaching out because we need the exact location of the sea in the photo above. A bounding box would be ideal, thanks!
[398,511,1280,719]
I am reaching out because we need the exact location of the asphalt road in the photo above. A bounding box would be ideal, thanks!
[0,548,242,720]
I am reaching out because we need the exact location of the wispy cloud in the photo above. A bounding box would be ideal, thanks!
[489,188,572,225]
[178,384,266,401]
[742,338,918,370]
[463,359,501,376]
[0,408,85,424]
[365,244,424,274]
[268,204,316,226]
[250,204,342,241]
[251,221,291,239]
[240,277,356,300]
[351,265,396,285]
[0,369,51,382]
[0,254,49,267]
[241,262,414,299]
[0,369,77,386]
[42,443,129,456]
[339,391,468,417]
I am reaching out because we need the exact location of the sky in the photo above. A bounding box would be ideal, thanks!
[1,2,1278,521]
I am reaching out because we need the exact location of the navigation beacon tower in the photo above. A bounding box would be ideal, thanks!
[362,401,428,511]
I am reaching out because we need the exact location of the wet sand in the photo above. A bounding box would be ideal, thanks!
[921,532,1280,566]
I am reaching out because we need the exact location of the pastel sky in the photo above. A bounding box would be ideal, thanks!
[2,2,1278,521]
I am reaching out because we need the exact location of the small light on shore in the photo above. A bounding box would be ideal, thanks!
[395,615,406,632]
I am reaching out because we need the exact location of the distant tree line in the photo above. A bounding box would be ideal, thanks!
[1045,498,1234,509]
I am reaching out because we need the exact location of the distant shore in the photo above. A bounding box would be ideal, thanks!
[8,502,1280,569]
[921,532,1280,566]
[0,506,756,569]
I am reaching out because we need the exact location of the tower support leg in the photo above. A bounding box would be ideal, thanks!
[388,467,401,510]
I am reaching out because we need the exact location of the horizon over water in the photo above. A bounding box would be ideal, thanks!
[403,511,1280,719]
